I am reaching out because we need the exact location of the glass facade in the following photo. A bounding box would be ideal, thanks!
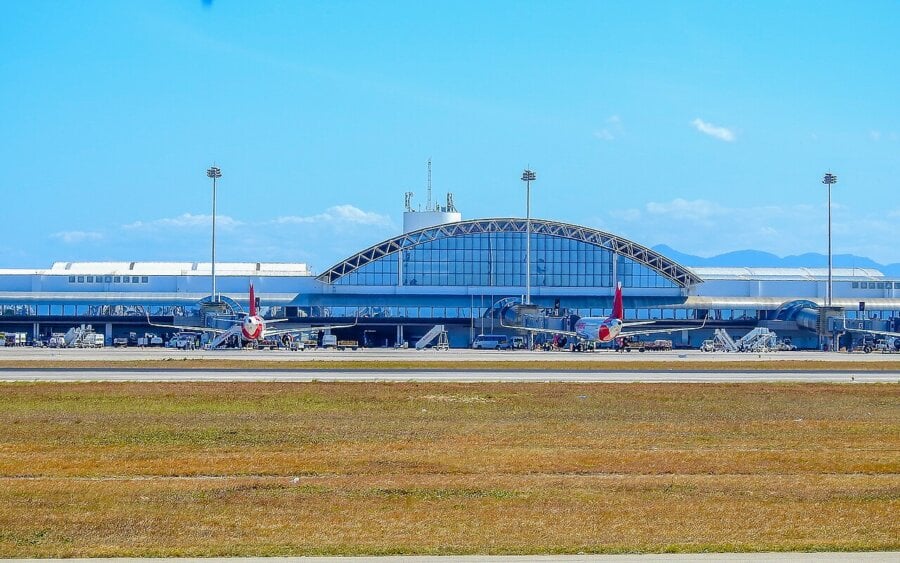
[335,232,676,288]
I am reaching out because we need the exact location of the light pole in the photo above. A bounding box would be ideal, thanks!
[521,168,536,351]
[822,172,837,308]
[207,165,222,303]
[521,169,536,305]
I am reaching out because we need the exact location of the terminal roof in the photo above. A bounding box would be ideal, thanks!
[689,266,887,281]
[0,262,313,277]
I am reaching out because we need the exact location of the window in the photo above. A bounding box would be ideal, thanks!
[68,276,75,283]
[77,276,84,283]
[877,282,885,289]
[122,277,129,283]
[105,276,112,283]
[895,282,900,289]
[141,276,149,283]
[86,276,94,283]
[114,276,121,283]
[132,276,139,283]
[852,282,859,288]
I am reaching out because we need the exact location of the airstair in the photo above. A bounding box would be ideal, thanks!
[63,327,81,348]
[734,327,777,352]
[207,325,243,349]
[711,327,777,353]
[416,324,447,350]
[712,329,738,352]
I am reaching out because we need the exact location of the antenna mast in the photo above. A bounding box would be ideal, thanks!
[426,158,433,212]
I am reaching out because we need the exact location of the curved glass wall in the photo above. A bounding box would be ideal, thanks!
[334,232,676,288]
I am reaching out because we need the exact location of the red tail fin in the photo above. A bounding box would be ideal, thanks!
[249,283,257,317]
[611,282,623,320]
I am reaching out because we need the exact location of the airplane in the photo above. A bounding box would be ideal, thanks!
[502,282,707,345]
[147,283,357,347]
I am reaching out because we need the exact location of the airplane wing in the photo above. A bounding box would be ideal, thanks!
[499,317,578,337]
[216,317,288,325]
[145,312,230,334]
[620,316,708,338]
[263,318,360,338]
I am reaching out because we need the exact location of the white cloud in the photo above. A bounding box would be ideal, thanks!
[619,208,642,222]
[645,198,725,221]
[594,198,900,263]
[593,115,623,141]
[122,213,243,230]
[691,118,736,142]
[275,205,393,227]
[51,231,103,244]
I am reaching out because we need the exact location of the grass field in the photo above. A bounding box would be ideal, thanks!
[0,381,897,556]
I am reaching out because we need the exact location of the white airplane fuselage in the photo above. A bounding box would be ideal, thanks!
[574,317,624,342]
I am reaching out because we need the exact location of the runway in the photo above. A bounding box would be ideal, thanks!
[2,347,900,363]
[2,368,897,383]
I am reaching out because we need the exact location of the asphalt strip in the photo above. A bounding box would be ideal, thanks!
[1,369,898,383]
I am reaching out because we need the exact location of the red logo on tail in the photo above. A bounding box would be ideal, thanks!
[249,283,257,317]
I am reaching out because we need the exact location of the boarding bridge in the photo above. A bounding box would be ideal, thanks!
[416,324,447,350]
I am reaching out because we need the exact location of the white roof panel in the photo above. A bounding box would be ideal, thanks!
[690,266,885,280]
[11,262,313,277]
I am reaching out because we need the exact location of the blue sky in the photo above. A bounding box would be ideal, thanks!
[2,1,899,270]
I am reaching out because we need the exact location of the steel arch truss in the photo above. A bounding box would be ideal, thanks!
[316,218,702,288]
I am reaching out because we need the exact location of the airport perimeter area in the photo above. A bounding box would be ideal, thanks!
[0,351,897,557]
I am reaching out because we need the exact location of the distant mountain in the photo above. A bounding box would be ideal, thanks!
[652,244,900,277]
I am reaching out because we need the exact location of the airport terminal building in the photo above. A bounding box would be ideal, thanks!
[0,205,898,349]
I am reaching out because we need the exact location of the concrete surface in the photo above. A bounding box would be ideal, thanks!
[1,369,896,383]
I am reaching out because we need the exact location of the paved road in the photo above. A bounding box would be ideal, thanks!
[2,368,897,383]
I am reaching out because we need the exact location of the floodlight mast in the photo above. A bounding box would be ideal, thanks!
[521,168,536,351]
[822,172,837,308]
[521,168,536,306]
[207,166,222,303]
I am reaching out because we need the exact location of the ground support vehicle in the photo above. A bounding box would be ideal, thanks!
[572,340,598,352]
[137,333,164,347]
[166,332,200,350]
[1,333,28,347]
[337,339,359,351]
[617,338,673,352]
[78,333,105,348]
[472,335,510,350]
[256,337,281,350]
[113,337,129,347]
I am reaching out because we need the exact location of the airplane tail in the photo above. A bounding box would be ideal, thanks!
[249,283,257,317]
[611,282,624,320]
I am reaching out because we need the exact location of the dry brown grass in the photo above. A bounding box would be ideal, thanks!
[0,382,897,556]
[1,358,900,371]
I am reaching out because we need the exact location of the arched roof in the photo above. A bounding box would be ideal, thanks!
[317,218,703,288]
